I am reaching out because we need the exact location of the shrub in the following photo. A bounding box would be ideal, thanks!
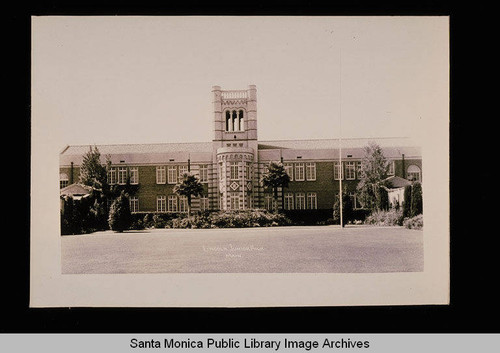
[403,214,423,230]
[108,191,132,232]
[365,209,404,226]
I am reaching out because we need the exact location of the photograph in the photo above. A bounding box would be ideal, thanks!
[31,16,449,307]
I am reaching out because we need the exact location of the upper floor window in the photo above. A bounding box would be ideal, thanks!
[230,162,239,180]
[129,167,139,184]
[334,162,343,180]
[295,163,305,181]
[225,109,245,132]
[117,167,127,185]
[60,173,69,189]
[156,166,166,184]
[108,167,117,185]
[357,162,363,180]
[345,162,356,180]
[407,165,421,182]
[167,166,177,184]
[387,160,395,176]
[306,162,316,181]
[284,163,294,181]
[178,165,189,180]
[199,165,209,183]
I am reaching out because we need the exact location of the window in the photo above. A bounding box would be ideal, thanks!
[199,165,208,183]
[178,165,188,179]
[306,162,316,181]
[129,167,139,184]
[179,196,188,213]
[167,166,177,184]
[284,192,294,210]
[239,110,244,131]
[230,194,240,210]
[200,195,209,211]
[117,167,127,185]
[168,195,178,212]
[157,196,166,212]
[156,166,166,184]
[60,173,69,189]
[244,163,251,180]
[129,196,139,213]
[387,161,395,176]
[407,165,421,182]
[108,167,117,185]
[219,163,224,180]
[357,162,363,180]
[307,192,317,209]
[345,162,356,180]
[284,163,293,181]
[230,162,239,180]
[295,193,306,210]
[295,163,305,181]
[264,195,275,211]
[334,162,343,180]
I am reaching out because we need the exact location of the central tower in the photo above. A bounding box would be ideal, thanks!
[210,85,259,210]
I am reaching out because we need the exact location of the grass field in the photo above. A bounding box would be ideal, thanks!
[61,225,423,274]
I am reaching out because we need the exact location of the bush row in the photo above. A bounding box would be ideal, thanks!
[364,210,423,230]
[128,210,292,229]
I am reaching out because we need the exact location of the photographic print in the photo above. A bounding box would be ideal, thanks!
[31,16,449,307]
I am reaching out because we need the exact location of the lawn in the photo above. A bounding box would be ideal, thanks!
[61,225,423,274]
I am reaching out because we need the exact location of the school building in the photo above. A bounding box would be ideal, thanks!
[60,85,422,214]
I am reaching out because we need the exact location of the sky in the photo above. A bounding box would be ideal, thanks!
[32,16,449,147]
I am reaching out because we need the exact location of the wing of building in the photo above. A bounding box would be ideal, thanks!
[60,85,422,214]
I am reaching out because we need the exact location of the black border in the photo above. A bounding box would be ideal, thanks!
[6,0,500,334]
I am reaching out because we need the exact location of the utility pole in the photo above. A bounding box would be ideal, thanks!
[339,49,343,228]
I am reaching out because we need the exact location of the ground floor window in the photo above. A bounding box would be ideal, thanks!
[307,192,317,209]
[156,196,166,213]
[230,194,240,210]
[179,195,188,213]
[129,196,139,213]
[199,195,209,211]
[168,195,178,212]
[284,192,294,210]
[295,192,306,210]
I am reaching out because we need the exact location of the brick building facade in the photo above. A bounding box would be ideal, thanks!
[60,85,422,213]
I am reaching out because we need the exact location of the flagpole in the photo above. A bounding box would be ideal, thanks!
[339,49,343,228]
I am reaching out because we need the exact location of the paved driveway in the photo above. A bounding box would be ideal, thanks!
[61,226,423,274]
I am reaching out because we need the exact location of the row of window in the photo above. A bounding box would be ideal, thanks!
[280,192,318,210]
[154,195,209,213]
[107,167,139,185]
[219,162,253,181]
[61,161,420,189]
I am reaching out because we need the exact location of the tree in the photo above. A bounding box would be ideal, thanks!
[173,172,204,217]
[356,142,390,211]
[261,162,290,213]
[108,191,132,232]
[410,182,423,217]
[79,145,108,191]
[402,184,412,218]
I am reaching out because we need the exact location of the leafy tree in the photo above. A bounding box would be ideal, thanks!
[108,191,132,232]
[410,182,423,217]
[261,162,290,213]
[173,172,204,216]
[356,142,390,211]
[375,185,389,211]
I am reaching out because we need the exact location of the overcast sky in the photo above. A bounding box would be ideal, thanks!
[32,16,449,147]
